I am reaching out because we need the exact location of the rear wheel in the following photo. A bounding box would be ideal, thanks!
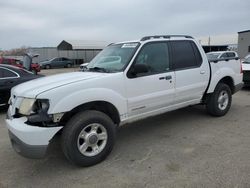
[61,110,116,167]
[206,83,232,116]
[66,63,72,68]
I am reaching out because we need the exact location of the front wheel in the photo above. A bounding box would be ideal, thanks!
[206,83,232,117]
[61,110,116,167]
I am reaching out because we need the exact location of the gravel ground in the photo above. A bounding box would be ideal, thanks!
[0,68,250,188]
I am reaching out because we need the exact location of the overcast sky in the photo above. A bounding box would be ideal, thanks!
[0,0,249,50]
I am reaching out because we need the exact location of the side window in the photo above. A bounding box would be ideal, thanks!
[133,42,170,75]
[220,53,228,58]
[3,69,17,78]
[226,52,235,58]
[171,41,200,70]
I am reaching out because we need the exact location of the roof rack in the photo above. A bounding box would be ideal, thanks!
[140,35,193,41]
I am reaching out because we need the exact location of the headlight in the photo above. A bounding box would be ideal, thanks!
[19,98,50,115]
[19,98,36,115]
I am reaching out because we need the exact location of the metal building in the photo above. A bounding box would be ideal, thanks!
[28,40,107,64]
[238,30,250,58]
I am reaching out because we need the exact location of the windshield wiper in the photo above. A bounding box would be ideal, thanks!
[88,67,110,73]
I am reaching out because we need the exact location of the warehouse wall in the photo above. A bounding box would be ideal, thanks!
[238,32,250,58]
[28,47,102,64]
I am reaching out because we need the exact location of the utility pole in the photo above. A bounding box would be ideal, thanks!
[208,36,211,52]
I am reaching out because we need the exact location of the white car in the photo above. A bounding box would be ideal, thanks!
[242,55,250,86]
[6,35,243,167]
[206,51,238,61]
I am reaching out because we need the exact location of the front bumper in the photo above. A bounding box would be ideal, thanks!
[6,110,63,159]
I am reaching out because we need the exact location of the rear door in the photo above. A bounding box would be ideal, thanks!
[171,40,209,104]
[125,41,175,117]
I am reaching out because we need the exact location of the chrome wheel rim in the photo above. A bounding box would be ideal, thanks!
[218,90,229,110]
[77,123,108,157]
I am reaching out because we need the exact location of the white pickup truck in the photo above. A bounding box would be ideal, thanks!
[5,35,243,167]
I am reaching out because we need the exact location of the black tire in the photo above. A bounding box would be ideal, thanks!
[66,63,72,68]
[61,110,116,167]
[206,83,232,117]
[45,64,51,69]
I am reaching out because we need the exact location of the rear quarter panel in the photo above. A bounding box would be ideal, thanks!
[207,59,242,93]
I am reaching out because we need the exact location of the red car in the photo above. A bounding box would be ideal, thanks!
[0,57,40,74]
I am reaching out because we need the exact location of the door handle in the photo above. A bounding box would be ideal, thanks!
[200,70,206,74]
[159,75,172,80]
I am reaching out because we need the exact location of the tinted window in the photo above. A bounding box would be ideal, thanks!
[133,42,170,74]
[62,58,68,61]
[191,42,202,65]
[220,53,228,58]
[3,69,17,77]
[171,41,200,69]
[226,52,235,58]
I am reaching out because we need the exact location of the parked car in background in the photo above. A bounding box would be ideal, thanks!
[0,57,40,74]
[39,57,73,69]
[206,51,238,61]
[0,65,42,107]
[242,55,250,86]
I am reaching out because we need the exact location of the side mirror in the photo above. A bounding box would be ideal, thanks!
[129,64,149,78]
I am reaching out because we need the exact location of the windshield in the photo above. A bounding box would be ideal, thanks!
[206,53,220,60]
[87,42,139,72]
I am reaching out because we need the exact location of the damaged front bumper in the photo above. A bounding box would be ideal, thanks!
[6,108,63,159]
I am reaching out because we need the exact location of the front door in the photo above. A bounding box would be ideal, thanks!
[125,42,175,118]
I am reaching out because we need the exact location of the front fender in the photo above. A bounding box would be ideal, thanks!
[45,88,127,117]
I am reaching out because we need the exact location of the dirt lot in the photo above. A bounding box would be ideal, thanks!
[0,68,250,188]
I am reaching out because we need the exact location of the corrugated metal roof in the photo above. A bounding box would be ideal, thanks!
[57,40,108,50]
[238,30,250,34]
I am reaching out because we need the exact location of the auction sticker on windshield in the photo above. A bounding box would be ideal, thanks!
[121,43,138,48]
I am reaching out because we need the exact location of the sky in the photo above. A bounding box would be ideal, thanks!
[0,0,249,50]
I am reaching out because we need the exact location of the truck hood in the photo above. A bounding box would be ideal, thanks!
[12,72,106,98]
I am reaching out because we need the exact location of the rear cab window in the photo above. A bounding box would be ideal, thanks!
[170,40,202,70]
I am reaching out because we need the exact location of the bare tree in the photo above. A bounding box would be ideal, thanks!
[1,46,29,56]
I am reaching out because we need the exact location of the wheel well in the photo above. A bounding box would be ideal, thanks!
[202,76,235,103]
[59,101,120,126]
[218,76,235,93]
